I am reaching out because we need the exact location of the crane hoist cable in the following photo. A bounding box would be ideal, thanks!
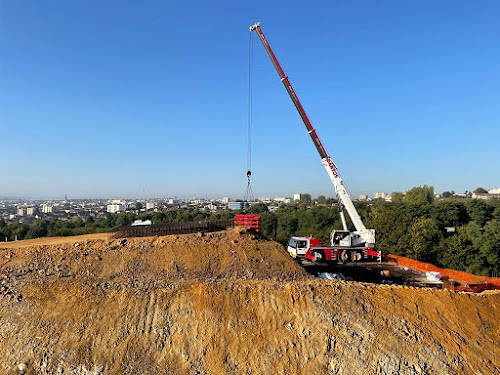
[244,29,254,203]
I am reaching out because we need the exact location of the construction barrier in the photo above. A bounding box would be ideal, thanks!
[385,253,500,290]
[234,214,261,232]
[112,219,234,238]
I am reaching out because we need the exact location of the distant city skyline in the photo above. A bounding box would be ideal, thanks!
[1,185,498,202]
[1,1,498,199]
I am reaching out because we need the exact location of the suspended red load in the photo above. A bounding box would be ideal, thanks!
[234,214,261,232]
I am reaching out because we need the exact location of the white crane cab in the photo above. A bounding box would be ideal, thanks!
[287,236,321,258]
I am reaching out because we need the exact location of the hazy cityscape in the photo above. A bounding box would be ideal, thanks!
[2,187,499,228]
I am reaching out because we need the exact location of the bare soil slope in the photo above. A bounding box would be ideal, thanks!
[0,229,498,375]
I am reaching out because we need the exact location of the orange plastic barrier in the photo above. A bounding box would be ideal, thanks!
[234,214,261,232]
[385,254,500,286]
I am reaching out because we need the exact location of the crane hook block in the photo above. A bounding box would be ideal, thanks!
[247,170,252,178]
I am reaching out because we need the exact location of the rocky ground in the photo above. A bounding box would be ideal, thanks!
[0,229,498,374]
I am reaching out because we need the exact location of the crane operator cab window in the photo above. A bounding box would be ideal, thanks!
[332,230,349,246]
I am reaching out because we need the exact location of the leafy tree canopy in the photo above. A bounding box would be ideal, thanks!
[474,187,488,194]
[404,185,434,204]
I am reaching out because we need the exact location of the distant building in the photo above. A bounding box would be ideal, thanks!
[221,197,229,204]
[274,197,291,204]
[227,201,258,210]
[145,202,155,210]
[293,193,301,202]
[472,190,500,200]
[17,207,27,216]
[359,194,368,201]
[42,205,53,214]
[26,207,36,216]
[374,192,387,199]
[228,201,246,210]
[107,204,126,213]
[488,188,500,194]
[207,203,219,212]
[168,199,176,205]
[258,197,271,203]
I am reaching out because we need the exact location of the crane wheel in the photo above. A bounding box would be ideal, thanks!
[313,251,323,261]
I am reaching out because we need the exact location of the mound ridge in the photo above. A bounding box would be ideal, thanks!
[0,228,309,283]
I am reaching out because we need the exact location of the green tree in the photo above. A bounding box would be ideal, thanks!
[366,201,412,256]
[275,206,299,243]
[438,222,484,273]
[431,200,467,227]
[404,185,434,204]
[259,212,277,240]
[465,199,493,227]
[391,192,404,202]
[246,203,269,214]
[492,207,500,221]
[474,187,488,194]
[25,219,49,239]
[299,194,311,205]
[316,195,326,205]
[409,217,442,262]
[9,222,30,241]
[442,191,453,198]
[480,220,500,275]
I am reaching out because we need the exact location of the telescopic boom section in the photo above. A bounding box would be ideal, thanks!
[249,22,332,170]
[249,22,372,238]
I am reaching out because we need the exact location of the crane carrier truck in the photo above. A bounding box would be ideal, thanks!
[250,22,380,264]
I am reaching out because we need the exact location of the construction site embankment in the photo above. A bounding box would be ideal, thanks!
[0,229,498,374]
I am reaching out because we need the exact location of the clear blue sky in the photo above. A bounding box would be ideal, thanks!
[1,1,499,199]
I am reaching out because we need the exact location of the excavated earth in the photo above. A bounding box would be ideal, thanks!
[0,229,498,375]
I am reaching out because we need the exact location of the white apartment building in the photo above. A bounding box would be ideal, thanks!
[274,197,291,204]
[42,205,53,214]
[145,202,155,210]
[107,204,127,214]
[293,193,301,201]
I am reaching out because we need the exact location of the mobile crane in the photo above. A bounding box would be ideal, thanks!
[250,22,379,264]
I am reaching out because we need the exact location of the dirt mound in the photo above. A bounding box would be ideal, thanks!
[0,230,498,374]
[0,228,309,282]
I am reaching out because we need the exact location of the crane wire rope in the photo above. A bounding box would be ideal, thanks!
[244,30,254,203]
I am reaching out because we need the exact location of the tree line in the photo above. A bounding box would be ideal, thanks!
[249,186,499,277]
[1,186,499,276]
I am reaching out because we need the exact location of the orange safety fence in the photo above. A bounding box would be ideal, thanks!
[385,253,500,287]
